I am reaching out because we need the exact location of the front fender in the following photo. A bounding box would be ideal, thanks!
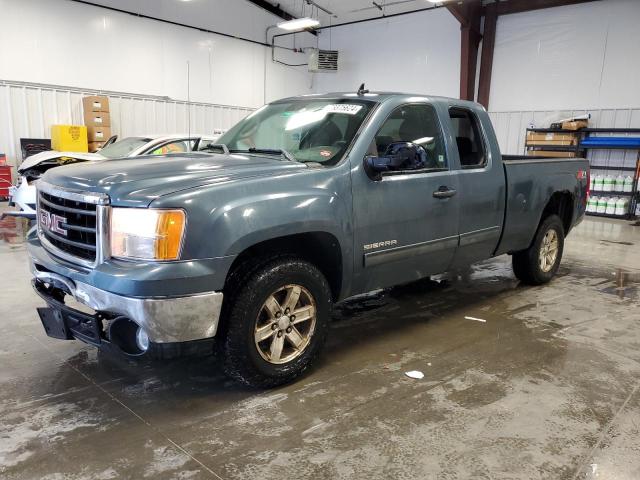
[149,167,353,265]
[217,190,345,255]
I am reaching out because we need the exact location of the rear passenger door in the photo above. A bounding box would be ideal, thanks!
[447,106,505,266]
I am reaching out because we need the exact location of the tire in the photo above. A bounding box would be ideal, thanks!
[512,214,565,285]
[220,257,331,388]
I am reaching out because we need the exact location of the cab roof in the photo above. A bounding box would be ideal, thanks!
[275,92,484,111]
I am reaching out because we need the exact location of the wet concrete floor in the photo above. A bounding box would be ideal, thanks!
[1,207,639,479]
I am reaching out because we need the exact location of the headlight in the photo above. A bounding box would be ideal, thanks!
[110,208,186,261]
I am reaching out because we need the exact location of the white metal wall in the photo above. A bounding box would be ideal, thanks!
[489,108,640,171]
[314,8,460,98]
[489,0,640,112]
[0,80,254,168]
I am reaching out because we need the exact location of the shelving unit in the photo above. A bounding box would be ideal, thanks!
[525,127,640,220]
[585,212,628,219]
[590,190,634,196]
[581,128,640,220]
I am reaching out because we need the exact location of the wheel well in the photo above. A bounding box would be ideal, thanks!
[225,232,343,301]
[541,191,573,234]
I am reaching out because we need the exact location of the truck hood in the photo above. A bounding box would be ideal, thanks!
[42,152,308,207]
[18,150,105,172]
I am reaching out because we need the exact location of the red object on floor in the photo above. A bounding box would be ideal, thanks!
[0,165,12,199]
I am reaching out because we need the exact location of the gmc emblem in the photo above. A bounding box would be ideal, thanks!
[40,211,68,237]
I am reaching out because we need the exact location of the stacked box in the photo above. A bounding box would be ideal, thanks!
[83,96,112,152]
[527,150,576,158]
[526,132,577,146]
[526,130,581,158]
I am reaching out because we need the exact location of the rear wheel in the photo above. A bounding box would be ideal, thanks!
[221,257,331,388]
[512,214,564,285]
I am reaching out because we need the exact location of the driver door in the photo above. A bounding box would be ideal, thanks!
[351,103,460,293]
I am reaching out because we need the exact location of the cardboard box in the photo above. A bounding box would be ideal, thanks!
[526,132,578,146]
[527,139,576,146]
[550,120,588,130]
[527,132,577,142]
[87,126,112,142]
[561,120,588,131]
[84,111,111,127]
[82,95,109,113]
[527,150,576,158]
[51,125,88,152]
[88,141,106,152]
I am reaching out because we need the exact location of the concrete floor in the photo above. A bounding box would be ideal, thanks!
[1,208,639,480]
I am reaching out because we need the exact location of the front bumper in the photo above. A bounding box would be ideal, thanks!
[30,260,224,344]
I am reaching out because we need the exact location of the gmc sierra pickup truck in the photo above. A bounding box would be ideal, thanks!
[28,92,589,387]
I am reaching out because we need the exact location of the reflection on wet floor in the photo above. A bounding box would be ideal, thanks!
[600,268,639,300]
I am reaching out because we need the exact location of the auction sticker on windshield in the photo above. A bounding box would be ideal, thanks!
[324,104,363,115]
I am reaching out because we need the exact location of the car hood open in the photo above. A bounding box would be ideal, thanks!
[18,150,105,173]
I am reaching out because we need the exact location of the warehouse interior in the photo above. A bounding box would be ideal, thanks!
[0,0,639,479]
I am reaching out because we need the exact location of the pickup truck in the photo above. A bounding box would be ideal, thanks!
[27,92,589,387]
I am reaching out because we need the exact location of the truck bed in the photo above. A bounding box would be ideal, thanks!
[496,156,589,255]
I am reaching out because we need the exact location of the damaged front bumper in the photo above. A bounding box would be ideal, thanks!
[31,262,224,345]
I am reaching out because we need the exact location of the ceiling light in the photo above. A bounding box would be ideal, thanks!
[277,17,320,31]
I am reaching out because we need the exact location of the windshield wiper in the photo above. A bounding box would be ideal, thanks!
[200,143,230,154]
[232,148,297,163]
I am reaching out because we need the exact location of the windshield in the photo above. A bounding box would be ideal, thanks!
[99,137,152,159]
[217,99,375,165]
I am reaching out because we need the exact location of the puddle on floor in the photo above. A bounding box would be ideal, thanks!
[599,239,634,246]
[599,268,639,300]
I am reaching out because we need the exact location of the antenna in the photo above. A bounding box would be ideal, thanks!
[187,61,191,140]
[357,83,369,96]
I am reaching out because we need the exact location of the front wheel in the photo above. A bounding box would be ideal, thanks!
[221,257,331,388]
[512,214,565,285]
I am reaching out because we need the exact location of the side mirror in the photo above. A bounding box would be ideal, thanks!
[363,142,429,180]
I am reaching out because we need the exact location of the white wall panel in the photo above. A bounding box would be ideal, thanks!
[0,0,315,107]
[490,0,640,111]
[0,81,254,168]
[313,8,460,97]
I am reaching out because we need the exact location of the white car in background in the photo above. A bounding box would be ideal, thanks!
[6,134,222,219]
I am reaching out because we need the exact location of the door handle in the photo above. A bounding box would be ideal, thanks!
[433,187,457,199]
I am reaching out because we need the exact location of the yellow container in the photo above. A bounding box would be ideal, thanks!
[51,125,88,152]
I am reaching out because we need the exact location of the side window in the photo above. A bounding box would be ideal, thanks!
[448,108,487,168]
[149,140,189,155]
[373,104,447,170]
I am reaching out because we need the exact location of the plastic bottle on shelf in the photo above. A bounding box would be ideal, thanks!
[623,175,634,193]
[594,174,604,191]
[590,174,596,191]
[606,197,618,215]
[587,195,598,213]
[603,175,615,192]
[615,174,626,191]
[615,197,629,216]
[597,196,608,214]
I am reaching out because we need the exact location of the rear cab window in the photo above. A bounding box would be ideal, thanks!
[448,107,487,169]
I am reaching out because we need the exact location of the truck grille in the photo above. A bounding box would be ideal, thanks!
[37,183,109,265]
